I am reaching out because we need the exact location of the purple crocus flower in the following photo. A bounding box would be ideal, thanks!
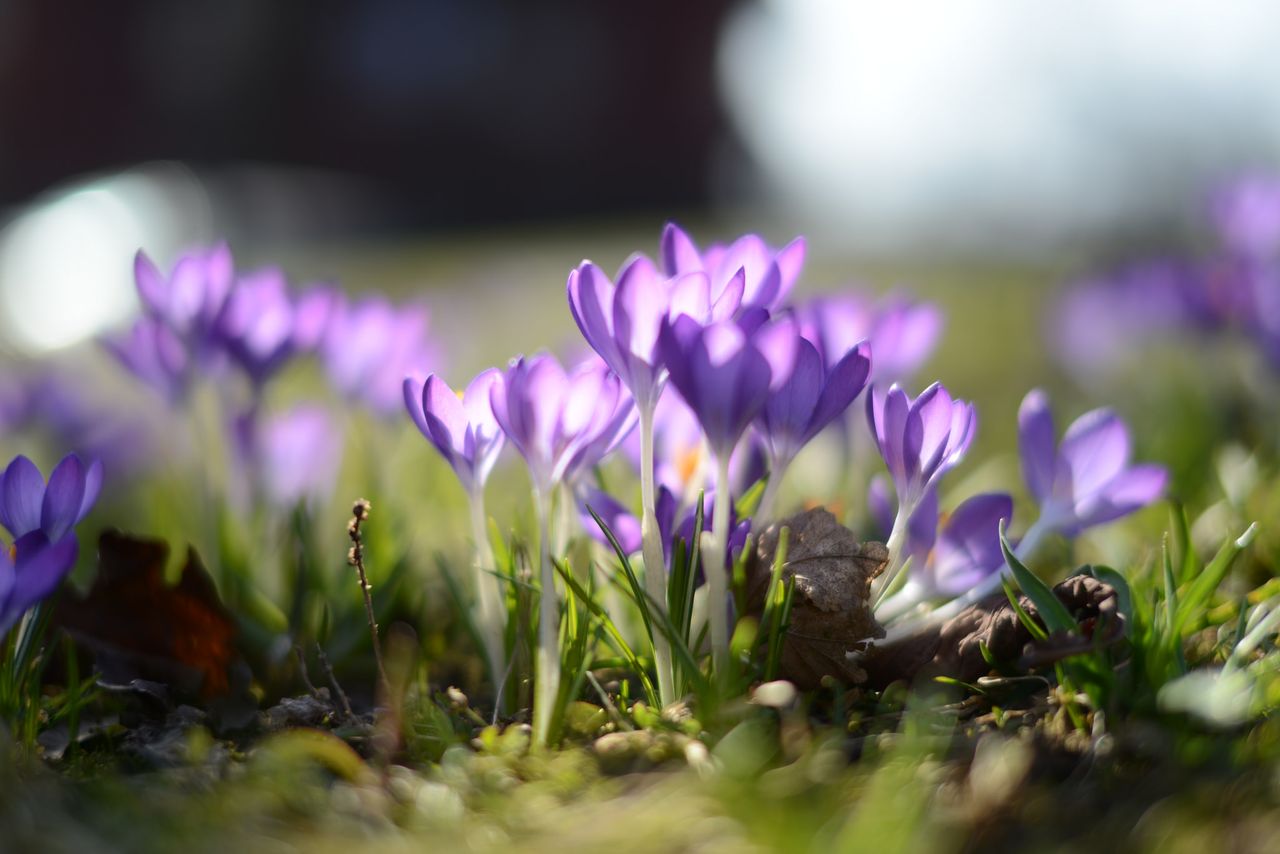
[257,406,344,508]
[322,297,441,415]
[758,335,871,469]
[753,333,871,520]
[1018,389,1167,537]
[405,368,510,688]
[658,310,800,461]
[578,485,677,559]
[568,255,737,407]
[658,310,796,668]
[215,267,295,384]
[1050,262,1211,381]
[215,268,338,386]
[134,243,235,359]
[916,492,1012,598]
[104,316,191,403]
[490,354,635,746]
[673,492,752,575]
[0,454,102,544]
[866,382,976,513]
[578,486,748,571]
[1210,175,1280,259]
[661,223,805,312]
[404,369,506,494]
[0,533,79,638]
[489,355,636,493]
[875,490,1013,622]
[795,293,942,386]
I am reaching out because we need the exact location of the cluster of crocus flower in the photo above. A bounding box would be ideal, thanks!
[0,454,100,638]
[404,222,952,741]
[105,242,441,510]
[402,221,1165,742]
[870,388,1168,640]
[1053,174,1280,380]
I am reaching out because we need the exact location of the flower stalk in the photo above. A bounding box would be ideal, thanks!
[638,403,677,706]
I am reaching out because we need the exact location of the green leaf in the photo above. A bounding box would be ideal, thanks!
[1000,520,1076,634]
[1173,522,1258,635]
[1002,579,1048,642]
[553,560,658,706]
[585,503,654,646]
[1162,535,1179,639]
[735,476,767,519]
[1170,501,1197,585]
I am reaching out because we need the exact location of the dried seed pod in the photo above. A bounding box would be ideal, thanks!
[863,573,1124,687]
[748,508,888,689]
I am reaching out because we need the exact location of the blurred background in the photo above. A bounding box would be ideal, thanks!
[4,0,1280,351]
[2,0,1280,474]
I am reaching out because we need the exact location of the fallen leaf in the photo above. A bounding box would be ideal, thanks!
[748,508,887,689]
[55,530,242,702]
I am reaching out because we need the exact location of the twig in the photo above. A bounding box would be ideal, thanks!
[314,642,354,719]
[294,645,322,699]
[348,498,389,697]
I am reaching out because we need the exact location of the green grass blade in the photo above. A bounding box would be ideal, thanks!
[1000,520,1076,634]
[1002,579,1049,642]
[585,504,654,646]
[1173,522,1258,634]
[554,560,658,706]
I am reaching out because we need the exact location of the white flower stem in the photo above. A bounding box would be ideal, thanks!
[754,453,789,527]
[871,505,911,606]
[531,484,560,749]
[468,485,506,698]
[874,578,928,623]
[638,402,676,707]
[702,452,734,675]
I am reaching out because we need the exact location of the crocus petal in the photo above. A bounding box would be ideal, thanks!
[40,455,86,543]
[871,300,944,383]
[753,314,800,393]
[78,459,102,523]
[568,263,623,372]
[292,285,341,351]
[9,532,78,616]
[1072,463,1168,529]
[803,340,871,445]
[868,386,910,493]
[718,235,771,306]
[867,475,896,538]
[711,268,746,321]
[1057,408,1131,503]
[612,255,668,380]
[914,383,956,478]
[906,486,940,568]
[134,251,167,315]
[462,368,506,484]
[403,377,433,438]
[668,271,711,322]
[1018,389,1057,504]
[774,237,807,303]
[762,338,823,449]
[660,222,702,276]
[689,322,750,452]
[932,492,1012,596]
[1,455,44,538]
[422,374,469,451]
